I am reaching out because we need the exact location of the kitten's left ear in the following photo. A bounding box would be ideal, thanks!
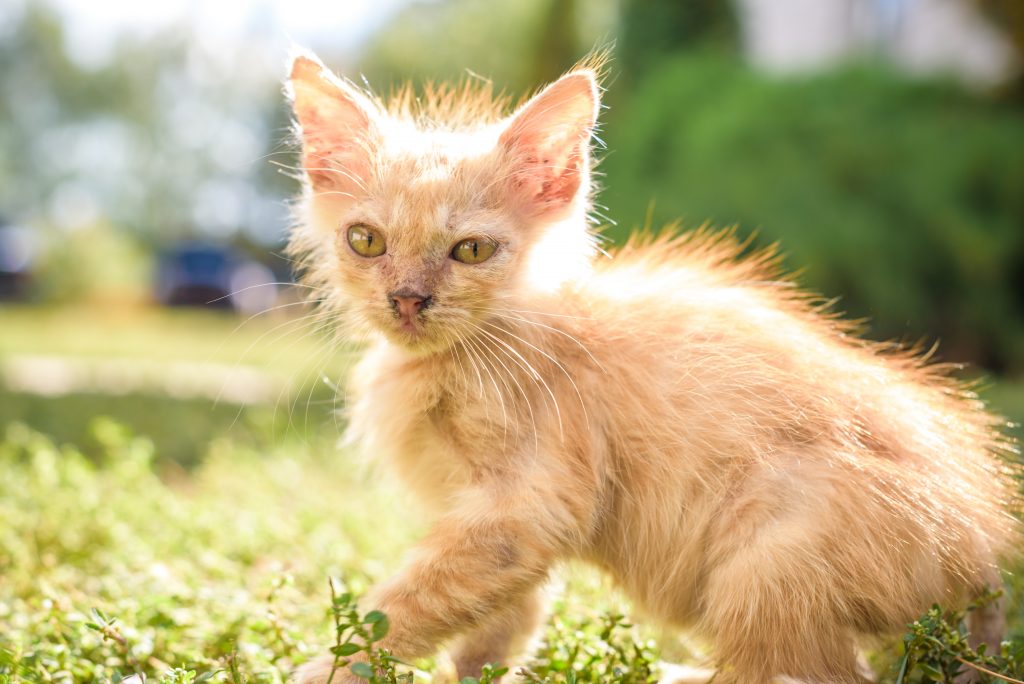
[499,70,600,219]
[288,53,379,194]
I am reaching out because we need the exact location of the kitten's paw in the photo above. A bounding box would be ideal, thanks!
[293,655,359,684]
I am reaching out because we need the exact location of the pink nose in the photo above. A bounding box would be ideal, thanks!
[390,290,431,321]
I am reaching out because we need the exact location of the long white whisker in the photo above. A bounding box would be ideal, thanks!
[500,307,589,320]
[468,323,541,452]
[480,318,589,431]
[475,324,563,442]
[462,328,511,448]
[224,313,330,432]
[270,313,343,437]
[215,309,328,410]
[208,297,324,368]
[492,311,603,370]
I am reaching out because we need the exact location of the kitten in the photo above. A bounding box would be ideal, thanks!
[286,51,1020,684]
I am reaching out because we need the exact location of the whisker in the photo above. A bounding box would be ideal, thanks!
[473,324,563,442]
[206,281,320,305]
[225,312,332,431]
[461,328,510,446]
[480,319,589,431]
[492,311,603,370]
[498,307,589,320]
[208,297,324,367]
[269,313,343,437]
[467,322,541,452]
[215,308,327,410]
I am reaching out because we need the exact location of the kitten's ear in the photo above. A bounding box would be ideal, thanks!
[499,70,600,218]
[288,54,378,194]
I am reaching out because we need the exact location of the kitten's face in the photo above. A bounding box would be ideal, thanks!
[289,54,599,353]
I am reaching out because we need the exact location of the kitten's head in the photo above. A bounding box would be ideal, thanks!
[286,51,602,353]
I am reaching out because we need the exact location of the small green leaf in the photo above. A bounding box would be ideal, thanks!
[364,610,386,624]
[460,678,479,684]
[349,662,373,679]
[331,642,361,657]
[371,615,390,641]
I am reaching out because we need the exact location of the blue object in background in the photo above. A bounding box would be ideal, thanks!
[156,242,279,313]
[0,221,38,301]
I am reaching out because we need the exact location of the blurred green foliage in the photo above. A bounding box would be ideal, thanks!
[599,54,1024,374]
[32,224,153,303]
[359,0,616,92]
[0,3,293,246]
[617,0,738,78]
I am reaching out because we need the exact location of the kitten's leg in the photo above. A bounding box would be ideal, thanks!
[957,580,1005,684]
[966,585,1004,653]
[449,587,545,680]
[295,482,576,684]
[699,544,869,684]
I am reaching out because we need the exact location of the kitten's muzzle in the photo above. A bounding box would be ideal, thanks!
[389,289,432,322]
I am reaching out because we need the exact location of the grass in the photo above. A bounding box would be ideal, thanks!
[0,304,353,465]
[1,304,1023,683]
[0,419,661,683]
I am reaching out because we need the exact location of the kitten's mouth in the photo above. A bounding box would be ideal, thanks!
[397,318,422,334]
[386,311,429,340]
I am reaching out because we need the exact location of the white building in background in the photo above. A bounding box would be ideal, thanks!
[736,0,1019,86]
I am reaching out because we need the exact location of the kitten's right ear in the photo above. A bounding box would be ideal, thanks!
[288,54,378,194]
[499,69,600,220]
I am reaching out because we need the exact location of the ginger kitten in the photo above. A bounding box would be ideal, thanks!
[286,52,1020,684]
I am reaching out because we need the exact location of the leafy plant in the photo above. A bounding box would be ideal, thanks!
[894,591,1024,683]
[319,579,414,684]
[519,612,659,683]
[1,420,1022,683]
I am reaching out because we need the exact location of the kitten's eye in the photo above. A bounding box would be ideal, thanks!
[347,224,386,258]
[451,237,498,265]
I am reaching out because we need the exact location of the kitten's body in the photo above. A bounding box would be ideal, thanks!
[287,54,1019,683]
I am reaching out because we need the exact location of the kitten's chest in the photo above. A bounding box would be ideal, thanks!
[346,344,489,508]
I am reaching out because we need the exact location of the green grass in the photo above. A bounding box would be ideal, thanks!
[0,304,353,464]
[2,305,1023,682]
[0,304,337,366]
[0,419,660,683]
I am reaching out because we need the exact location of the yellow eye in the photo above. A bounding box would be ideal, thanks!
[346,224,386,258]
[451,237,498,265]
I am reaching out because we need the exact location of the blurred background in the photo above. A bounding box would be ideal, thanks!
[1,0,1023,463]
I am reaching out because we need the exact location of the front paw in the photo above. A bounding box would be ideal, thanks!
[293,654,361,684]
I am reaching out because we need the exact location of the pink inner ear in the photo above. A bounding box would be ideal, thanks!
[301,124,370,193]
[534,148,583,206]
[500,72,598,216]
[290,59,376,194]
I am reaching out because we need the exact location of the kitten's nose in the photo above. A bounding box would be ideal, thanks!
[389,289,431,320]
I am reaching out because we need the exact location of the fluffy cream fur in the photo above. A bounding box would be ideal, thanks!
[286,51,1020,683]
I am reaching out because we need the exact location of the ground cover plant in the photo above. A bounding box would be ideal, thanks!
[1,306,1022,683]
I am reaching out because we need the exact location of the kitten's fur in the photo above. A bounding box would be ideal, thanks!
[287,52,1020,683]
